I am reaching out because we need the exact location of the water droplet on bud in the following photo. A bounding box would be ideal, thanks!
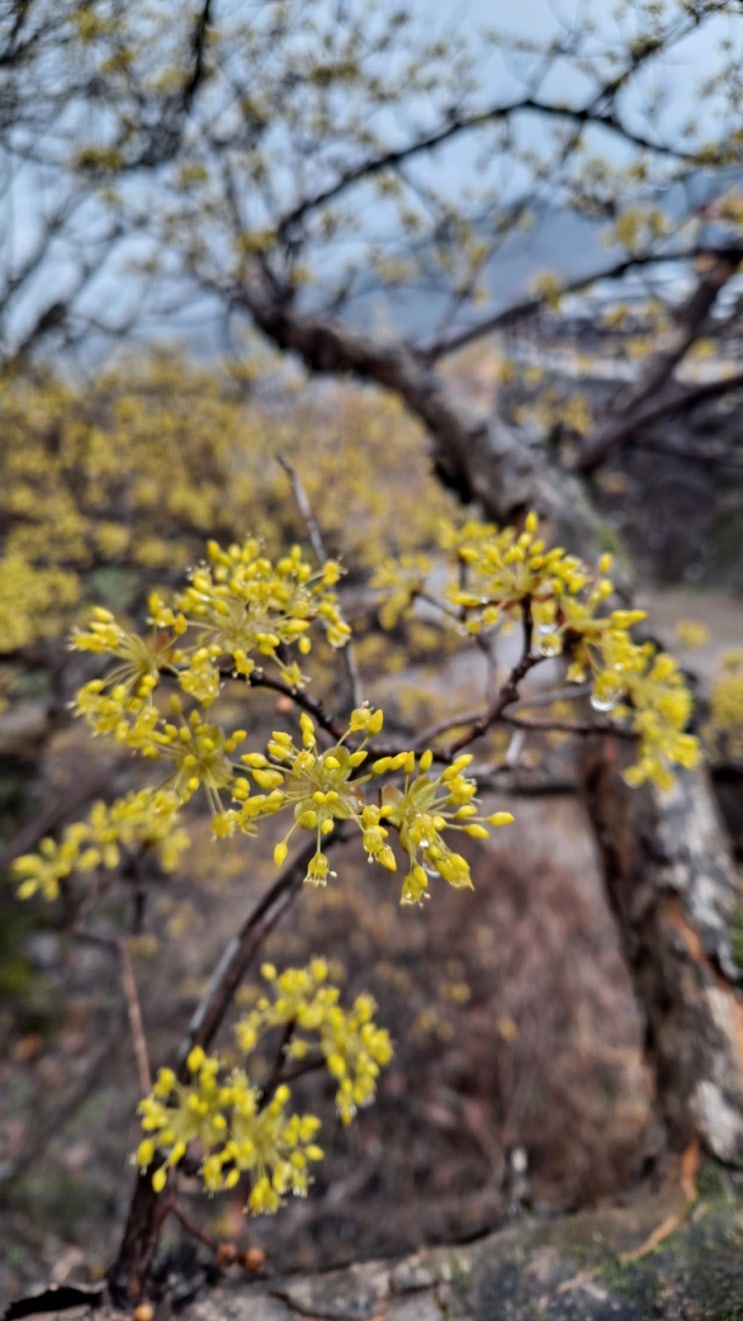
[590,686,621,713]
[536,625,561,658]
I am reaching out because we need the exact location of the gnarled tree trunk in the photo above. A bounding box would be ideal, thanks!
[582,742,743,1164]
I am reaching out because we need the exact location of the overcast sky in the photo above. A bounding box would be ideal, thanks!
[3,0,740,363]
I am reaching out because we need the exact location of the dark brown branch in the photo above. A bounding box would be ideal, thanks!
[570,368,743,472]
[412,706,490,750]
[444,601,540,757]
[108,832,338,1303]
[577,244,743,474]
[420,245,717,362]
[181,0,213,115]
[241,668,346,742]
[175,834,333,1072]
[238,284,614,562]
[169,1203,219,1255]
[276,95,697,244]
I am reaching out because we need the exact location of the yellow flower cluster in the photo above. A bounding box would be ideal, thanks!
[235,959,393,1123]
[138,1047,324,1213]
[12,511,701,917]
[148,537,350,687]
[0,552,80,652]
[241,710,513,901]
[72,537,349,709]
[16,541,513,897]
[373,512,701,791]
[0,358,454,655]
[12,788,189,901]
[245,706,382,882]
[14,702,513,910]
[675,618,710,651]
[370,553,434,629]
[441,512,597,634]
[137,961,391,1206]
[600,637,699,790]
[367,750,514,904]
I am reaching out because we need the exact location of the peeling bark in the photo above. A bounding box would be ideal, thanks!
[582,743,743,1163]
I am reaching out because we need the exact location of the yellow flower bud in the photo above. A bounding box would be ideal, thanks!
[152,1167,168,1193]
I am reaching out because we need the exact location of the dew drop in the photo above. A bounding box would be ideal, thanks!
[536,625,561,658]
[590,685,622,713]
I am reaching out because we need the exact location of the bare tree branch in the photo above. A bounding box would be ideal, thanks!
[572,369,743,471]
[276,95,698,247]
[577,243,743,473]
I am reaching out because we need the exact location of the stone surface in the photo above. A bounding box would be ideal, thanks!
[11,1174,741,1321]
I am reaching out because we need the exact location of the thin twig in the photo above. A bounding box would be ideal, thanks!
[74,927,152,1093]
[412,706,489,749]
[175,832,346,1076]
[500,712,636,739]
[512,682,592,709]
[444,600,542,757]
[243,667,345,741]
[258,1032,326,1108]
[120,940,152,1093]
[260,1020,296,1103]
[473,767,577,795]
[277,454,364,708]
[276,454,325,564]
[169,1203,219,1255]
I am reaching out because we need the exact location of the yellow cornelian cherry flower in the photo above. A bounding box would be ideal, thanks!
[12,787,189,901]
[139,1049,324,1211]
[615,646,700,790]
[137,961,390,1206]
[705,652,743,763]
[442,511,588,628]
[370,552,434,629]
[13,518,699,919]
[149,537,350,688]
[374,511,700,793]
[147,699,248,813]
[369,749,514,904]
[71,609,169,700]
[242,706,383,885]
[234,960,393,1124]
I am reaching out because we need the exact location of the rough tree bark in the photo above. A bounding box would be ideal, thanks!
[583,743,743,1164]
